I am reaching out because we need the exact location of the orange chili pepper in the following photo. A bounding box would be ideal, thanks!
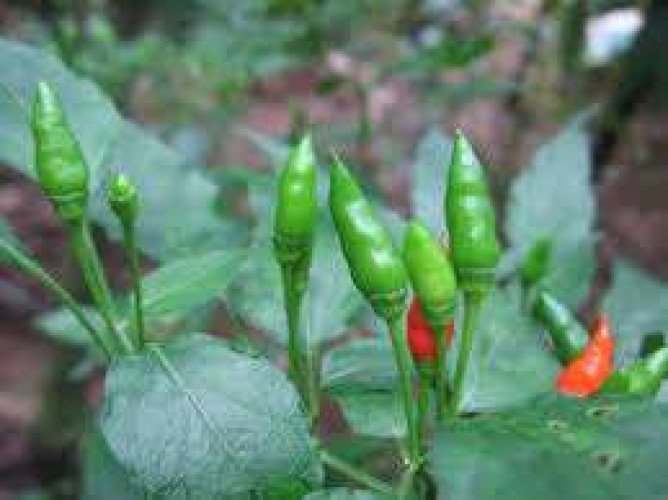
[556,314,615,397]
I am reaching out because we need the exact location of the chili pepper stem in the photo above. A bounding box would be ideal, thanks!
[280,266,310,413]
[431,325,449,420]
[121,224,146,349]
[70,220,134,355]
[388,315,421,466]
[450,291,484,418]
[417,365,432,446]
[319,449,394,496]
[0,240,114,360]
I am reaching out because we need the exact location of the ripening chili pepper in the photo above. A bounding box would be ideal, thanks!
[445,131,500,294]
[329,157,407,321]
[31,81,89,224]
[533,291,588,364]
[273,134,317,273]
[107,172,138,227]
[406,297,454,363]
[520,237,552,288]
[556,315,615,398]
[402,221,457,330]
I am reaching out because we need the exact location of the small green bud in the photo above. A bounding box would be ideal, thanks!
[107,172,139,227]
[520,237,552,287]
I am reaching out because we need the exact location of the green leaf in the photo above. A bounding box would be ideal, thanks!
[305,488,388,499]
[81,427,145,500]
[100,333,315,498]
[0,39,242,260]
[457,285,559,412]
[138,249,243,318]
[430,394,668,499]
[322,338,405,438]
[602,260,668,364]
[410,127,452,235]
[504,115,595,307]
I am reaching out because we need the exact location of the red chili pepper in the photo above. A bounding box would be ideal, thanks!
[407,298,455,363]
[556,315,614,398]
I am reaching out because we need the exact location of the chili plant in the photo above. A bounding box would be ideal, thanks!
[2,39,668,499]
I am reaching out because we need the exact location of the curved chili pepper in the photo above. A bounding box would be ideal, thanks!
[533,291,588,364]
[556,315,614,398]
[602,346,668,397]
[406,298,454,363]
[329,156,407,321]
[445,131,500,294]
[31,81,89,224]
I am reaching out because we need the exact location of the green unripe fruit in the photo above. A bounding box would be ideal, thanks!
[107,173,139,227]
[520,237,552,287]
[273,134,317,266]
[533,291,588,364]
[403,221,457,329]
[625,362,662,397]
[31,81,90,224]
[329,157,407,321]
[445,131,500,293]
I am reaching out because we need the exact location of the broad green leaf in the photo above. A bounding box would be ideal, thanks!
[602,260,668,364]
[0,39,242,260]
[430,394,668,499]
[322,338,405,438]
[410,127,452,235]
[138,249,242,317]
[81,427,145,500]
[457,285,559,412]
[100,333,315,498]
[504,115,595,307]
[306,488,388,499]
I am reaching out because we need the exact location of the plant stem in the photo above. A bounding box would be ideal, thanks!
[387,315,420,466]
[70,221,134,355]
[319,450,394,496]
[433,324,448,419]
[121,224,146,349]
[0,240,113,360]
[450,291,484,417]
[417,365,432,446]
[281,266,309,409]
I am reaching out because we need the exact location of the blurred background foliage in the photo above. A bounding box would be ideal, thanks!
[1,0,667,497]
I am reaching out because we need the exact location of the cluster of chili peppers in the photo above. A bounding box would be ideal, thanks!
[274,131,501,467]
[525,247,668,399]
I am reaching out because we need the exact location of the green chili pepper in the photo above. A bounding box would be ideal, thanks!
[274,134,317,271]
[329,156,407,321]
[520,237,552,288]
[533,291,588,364]
[402,221,457,328]
[445,131,500,293]
[107,172,139,228]
[602,347,668,397]
[31,81,89,224]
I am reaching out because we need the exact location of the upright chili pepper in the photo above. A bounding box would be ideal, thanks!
[329,157,407,321]
[329,156,419,463]
[403,221,457,415]
[32,81,89,224]
[445,130,500,294]
[273,135,318,415]
[533,291,588,364]
[556,315,615,398]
